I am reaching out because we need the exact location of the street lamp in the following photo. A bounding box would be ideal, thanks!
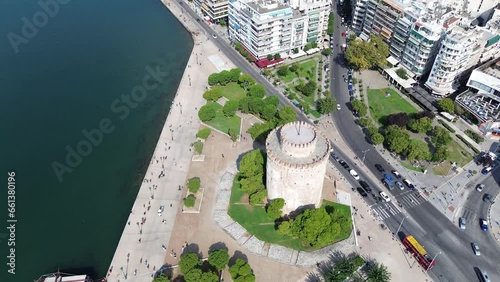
[362,149,370,163]
[427,251,441,272]
[396,216,407,235]
[120,266,127,279]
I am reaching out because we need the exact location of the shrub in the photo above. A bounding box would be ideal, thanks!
[187,177,201,194]
[437,119,455,133]
[351,255,365,269]
[267,54,274,61]
[196,128,211,139]
[464,129,484,144]
[456,134,480,154]
[249,189,267,205]
[223,100,239,117]
[396,68,408,80]
[359,117,371,127]
[193,140,203,154]
[266,198,285,220]
[184,194,196,207]
[198,104,216,122]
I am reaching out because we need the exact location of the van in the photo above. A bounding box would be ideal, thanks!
[382,178,394,190]
[403,179,415,190]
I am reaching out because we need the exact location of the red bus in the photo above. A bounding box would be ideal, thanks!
[403,235,436,271]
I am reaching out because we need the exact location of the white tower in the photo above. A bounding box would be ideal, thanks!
[266,121,331,214]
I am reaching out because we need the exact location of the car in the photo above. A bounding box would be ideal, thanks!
[459,217,466,229]
[395,181,404,190]
[391,170,401,178]
[338,159,346,164]
[403,179,415,190]
[375,164,385,172]
[337,104,341,110]
[476,184,485,192]
[481,166,492,175]
[483,193,492,202]
[384,173,394,183]
[472,243,480,256]
[359,180,372,193]
[357,187,368,197]
[480,218,488,231]
[157,205,165,216]
[344,77,348,83]
[342,163,350,170]
[350,169,360,180]
[379,191,391,202]
[479,270,491,282]
[212,33,217,39]
[382,178,394,190]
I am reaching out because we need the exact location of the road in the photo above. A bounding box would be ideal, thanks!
[175,1,500,280]
[328,3,500,281]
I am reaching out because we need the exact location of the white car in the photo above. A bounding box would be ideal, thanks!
[349,169,360,180]
[476,184,485,192]
[157,205,165,216]
[337,104,341,110]
[379,191,391,202]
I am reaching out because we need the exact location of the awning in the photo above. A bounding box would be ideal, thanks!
[386,56,399,66]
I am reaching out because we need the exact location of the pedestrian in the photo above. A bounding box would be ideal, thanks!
[170,204,173,207]
[139,238,142,243]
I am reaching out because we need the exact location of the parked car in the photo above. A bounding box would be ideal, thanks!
[481,167,492,175]
[476,184,485,192]
[479,270,491,282]
[382,179,394,190]
[403,179,415,190]
[480,218,488,231]
[337,104,341,110]
[396,181,404,190]
[359,180,372,193]
[384,173,395,183]
[391,170,401,178]
[357,187,368,197]
[459,217,466,229]
[379,191,391,202]
[472,243,480,256]
[212,33,217,39]
[375,164,385,172]
[483,193,492,202]
[350,169,360,180]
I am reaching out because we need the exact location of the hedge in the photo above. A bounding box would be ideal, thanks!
[197,128,211,139]
[184,194,196,207]
[455,134,480,154]
[437,120,455,133]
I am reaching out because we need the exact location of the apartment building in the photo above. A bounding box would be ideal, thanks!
[424,24,487,96]
[201,0,230,21]
[228,0,330,59]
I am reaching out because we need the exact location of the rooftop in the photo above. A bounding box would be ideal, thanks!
[247,0,289,14]
[478,57,500,80]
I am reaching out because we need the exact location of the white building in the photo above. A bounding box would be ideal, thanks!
[200,0,230,21]
[228,0,330,59]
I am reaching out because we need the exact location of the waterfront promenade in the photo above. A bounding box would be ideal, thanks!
[106,1,231,280]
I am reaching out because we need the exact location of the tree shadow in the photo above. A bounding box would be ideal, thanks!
[208,241,228,253]
[154,263,174,280]
[228,250,248,266]
[183,243,201,257]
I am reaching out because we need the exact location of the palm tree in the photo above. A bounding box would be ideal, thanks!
[366,263,391,282]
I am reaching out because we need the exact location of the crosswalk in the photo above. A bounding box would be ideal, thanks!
[371,192,428,219]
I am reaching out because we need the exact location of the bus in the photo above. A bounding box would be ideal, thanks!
[402,235,436,271]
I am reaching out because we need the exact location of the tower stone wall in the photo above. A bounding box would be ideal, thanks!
[266,121,330,214]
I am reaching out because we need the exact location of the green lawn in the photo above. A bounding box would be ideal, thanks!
[399,161,425,173]
[228,182,352,251]
[446,138,473,167]
[279,59,317,83]
[204,102,241,136]
[367,88,418,124]
[212,82,246,101]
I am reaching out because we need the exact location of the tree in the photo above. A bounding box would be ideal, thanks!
[266,198,285,220]
[454,103,465,115]
[200,271,219,282]
[384,125,410,153]
[223,100,239,117]
[366,263,391,282]
[197,128,211,139]
[184,194,196,207]
[247,121,276,141]
[239,97,251,113]
[208,249,230,272]
[370,132,384,145]
[267,54,274,61]
[219,19,227,26]
[247,84,266,98]
[218,70,231,85]
[228,128,238,142]
[228,68,241,82]
[240,174,265,195]
[274,53,281,60]
[430,126,451,146]
[264,95,279,107]
[317,96,336,114]
[238,73,256,90]
[152,274,170,282]
[414,110,435,120]
[278,106,297,124]
[179,252,201,274]
[193,140,203,154]
[203,88,222,101]
[296,80,316,96]
[437,98,455,113]
[408,117,433,133]
[396,68,408,79]
[351,99,367,116]
[432,145,449,162]
[261,104,278,120]
[289,62,299,73]
[367,126,378,136]
[277,66,290,76]
[385,112,410,127]
[293,48,299,54]
[187,177,201,193]
[239,149,265,178]
[359,117,372,127]
[198,104,216,122]
[249,189,267,205]
[322,48,333,56]
[345,35,388,70]
[248,97,265,114]
[304,43,312,52]
[184,268,202,282]
[229,259,255,282]
[208,73,220,86]
[405,139,431,161]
